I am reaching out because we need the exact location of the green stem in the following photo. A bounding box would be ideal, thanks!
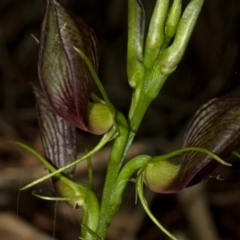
[111,155,151,208]
[81,189,100,240]
[94,0,205,237]
[95,155,151,236]
[96,111,129,238]
[96,70,167,238]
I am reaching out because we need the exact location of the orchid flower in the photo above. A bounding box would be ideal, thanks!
[38,0,114,135]
[144,97,240,193]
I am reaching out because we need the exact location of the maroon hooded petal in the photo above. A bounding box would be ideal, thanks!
[38,0,98,131]
[33,85,77,178]
[179,97,240,190]
[144,97,240,194]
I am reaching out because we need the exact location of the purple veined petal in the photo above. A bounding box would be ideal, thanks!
[179,97,240,189]
[38,0,98,132]
[33,85,77,178]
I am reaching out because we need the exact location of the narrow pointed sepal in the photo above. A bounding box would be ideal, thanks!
[53,178,85,208]
[33,85,77,178]
[38,0,98,132]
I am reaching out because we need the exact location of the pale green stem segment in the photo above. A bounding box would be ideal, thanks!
[111,155,151,207]
[81,190,100,240]
[86,152,94,190]
[96,155,151,238]
[137,173,177,240]
[96,111,129,237]
[80,224,102,240]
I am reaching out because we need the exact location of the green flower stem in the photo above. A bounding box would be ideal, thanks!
[126,73,168,155]
[95,156,151,239]
[95,73,167,238]
[96,111,129,238]
[137,173,177,240]
[81,189,100,240]
[111,155,151,207]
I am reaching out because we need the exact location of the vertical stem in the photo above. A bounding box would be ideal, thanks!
[81,189,100,240]
[96,111,129,238]
[95,75,166,238]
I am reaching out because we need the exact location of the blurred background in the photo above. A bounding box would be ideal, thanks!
[0,0,240,239]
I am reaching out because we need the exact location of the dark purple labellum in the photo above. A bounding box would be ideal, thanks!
[33,85,77,179]
[38,0,98,132]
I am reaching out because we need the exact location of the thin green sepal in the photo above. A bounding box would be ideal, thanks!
[32,191,83,202]
[150,147,231,166]
[14,126,117,190]
[80,224,103,240]
[136,171,177,240]
[74,46,115,116]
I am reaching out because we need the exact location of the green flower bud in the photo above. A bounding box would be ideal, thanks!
[127,0,145,88]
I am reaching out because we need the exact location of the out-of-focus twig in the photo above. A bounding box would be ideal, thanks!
[178,183,220,240]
